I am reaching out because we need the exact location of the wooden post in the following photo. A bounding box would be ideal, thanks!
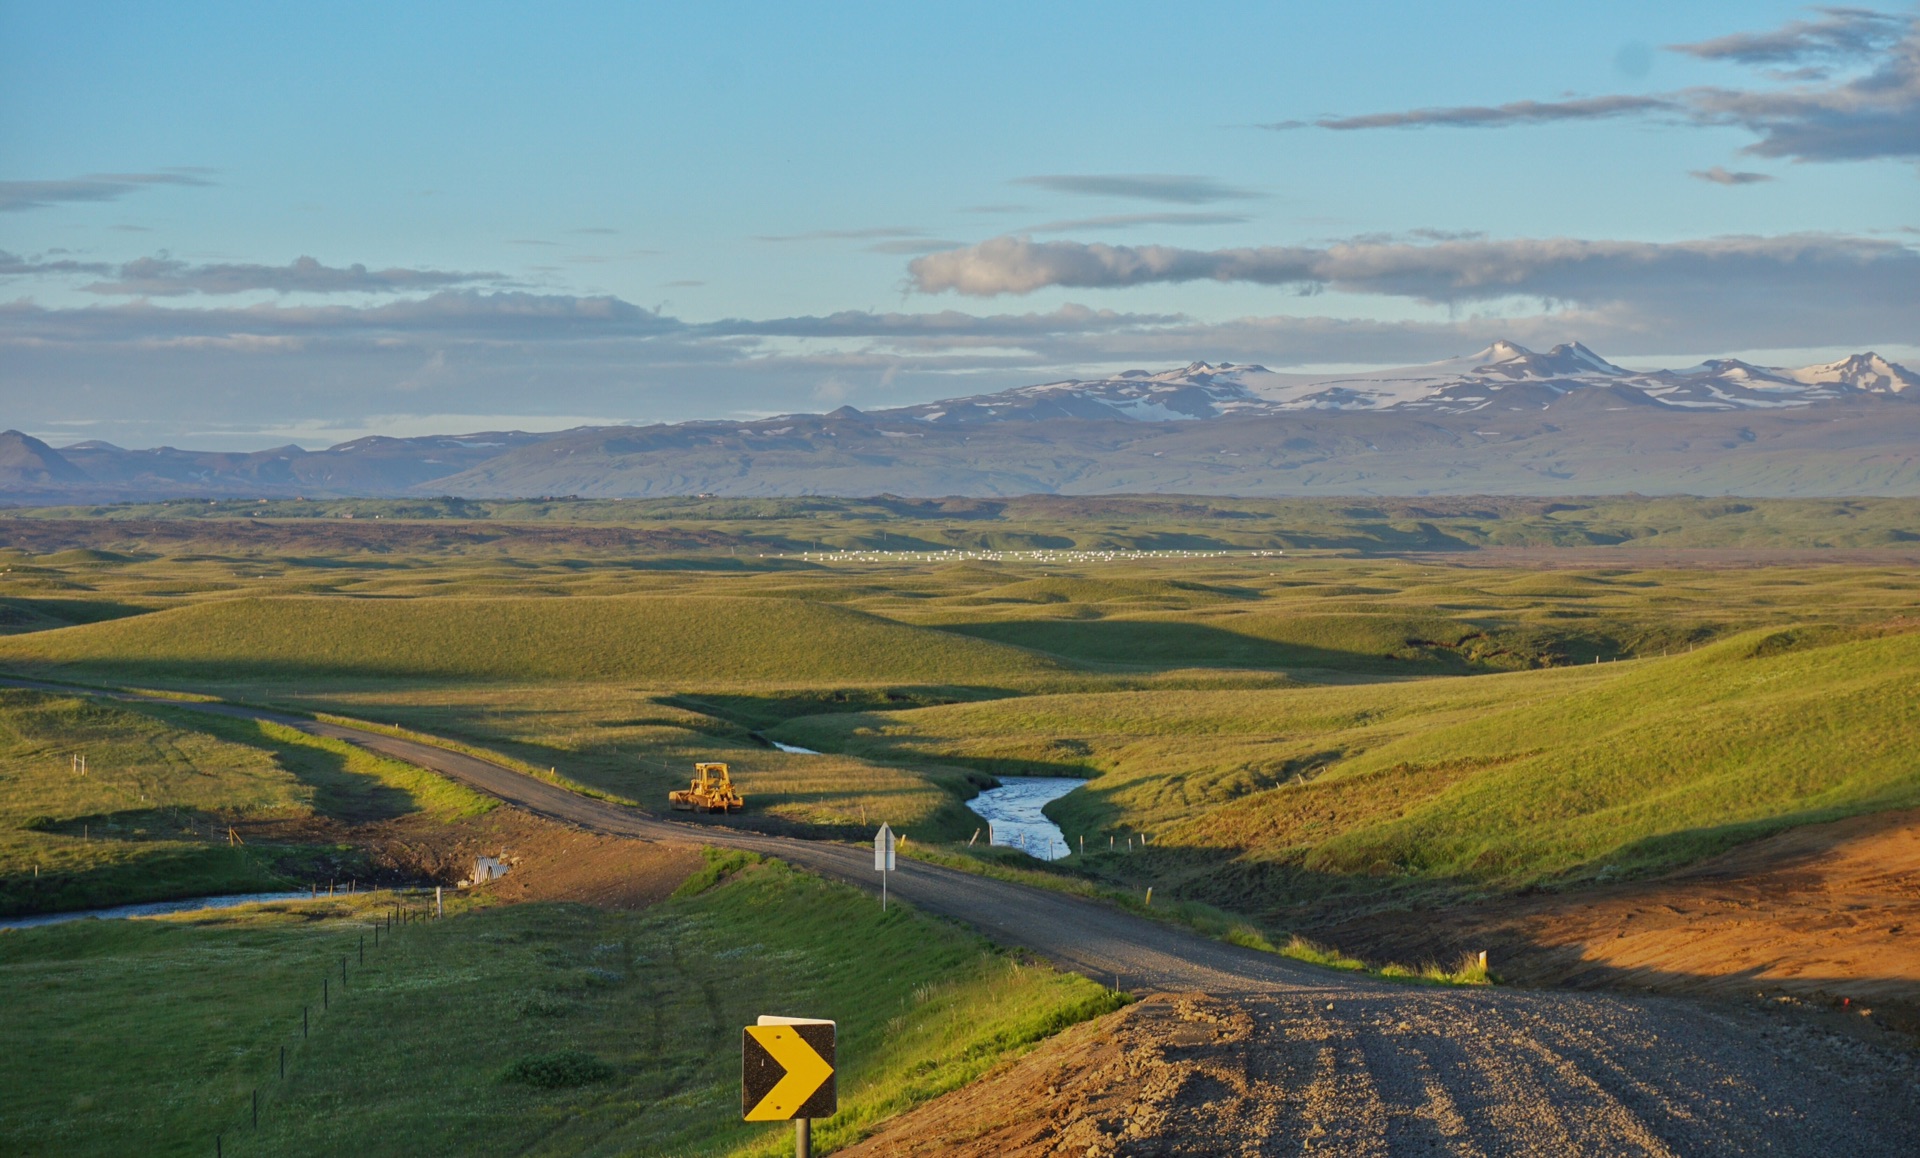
[796,1117,811,1158]
[323,978,328,1009]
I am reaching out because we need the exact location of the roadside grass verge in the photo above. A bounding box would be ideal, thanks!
[899,841,1490,988]
[0,858,1124,1157]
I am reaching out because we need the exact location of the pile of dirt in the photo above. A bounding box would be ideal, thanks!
[1319,807,1920,1032]
[464,818,705,910]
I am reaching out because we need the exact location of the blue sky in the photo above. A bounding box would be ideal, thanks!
[3,1,1916,447]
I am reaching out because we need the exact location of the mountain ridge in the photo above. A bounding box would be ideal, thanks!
[9,342,1918,502]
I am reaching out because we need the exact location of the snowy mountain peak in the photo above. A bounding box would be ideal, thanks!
[868,343,1918,425]
[1789,352,1918,394]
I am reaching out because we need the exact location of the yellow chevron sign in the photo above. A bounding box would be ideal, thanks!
[742,1017,836,1122]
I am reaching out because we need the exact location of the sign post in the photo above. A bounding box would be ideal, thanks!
[874,824,896,911]
[743,1015,836,1158]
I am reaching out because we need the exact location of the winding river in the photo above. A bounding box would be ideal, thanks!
[965,776,1083,861]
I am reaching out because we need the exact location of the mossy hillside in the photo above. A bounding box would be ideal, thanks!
[0,860,1124,1157]
[0,594,1071,685]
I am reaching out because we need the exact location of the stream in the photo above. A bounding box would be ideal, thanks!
[0,891,316,932]
[966,776,1083,861]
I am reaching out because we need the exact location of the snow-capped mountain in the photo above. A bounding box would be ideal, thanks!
[875,342,1918,423]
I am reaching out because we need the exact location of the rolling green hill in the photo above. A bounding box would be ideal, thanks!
[777,623,1920,907]
[0,595,1070,686]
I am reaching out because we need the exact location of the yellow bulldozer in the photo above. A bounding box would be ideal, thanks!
[668,762,745,813]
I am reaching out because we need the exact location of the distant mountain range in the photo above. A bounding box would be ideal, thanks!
[7,342,1919,502]
[875,342,1920,423]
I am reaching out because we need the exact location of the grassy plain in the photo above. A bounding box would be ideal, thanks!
[10,493,1920,553]
[2,499,1918,923]
[1,496,1917,1151]
[0,857,1122,1157]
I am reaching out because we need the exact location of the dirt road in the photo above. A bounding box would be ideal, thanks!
[21,682,1920,1155]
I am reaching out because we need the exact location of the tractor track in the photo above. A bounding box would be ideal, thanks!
[14,679,1919,1156]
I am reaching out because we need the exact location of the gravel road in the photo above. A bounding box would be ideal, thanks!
[19,682,1918,1155]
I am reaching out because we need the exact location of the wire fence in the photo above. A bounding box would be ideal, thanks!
[208,887,445,1156]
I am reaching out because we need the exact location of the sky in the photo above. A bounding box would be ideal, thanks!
[2,1,1916,449]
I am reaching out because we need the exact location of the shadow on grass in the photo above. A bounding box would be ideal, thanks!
[938,619,1474,674]
[662,685,1017,731]
[0,597,155,634]
[0,843,289,919]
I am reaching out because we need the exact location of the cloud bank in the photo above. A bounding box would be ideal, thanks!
[79,255,505,296]
[907,232,1920,306]
[0,171,214,212]
[1280,8,1920,164]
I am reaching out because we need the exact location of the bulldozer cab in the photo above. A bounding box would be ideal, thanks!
[693,762,731,787]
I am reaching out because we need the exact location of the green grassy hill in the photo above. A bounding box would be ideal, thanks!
[778,623,1920,910]
[0,595,1070,686]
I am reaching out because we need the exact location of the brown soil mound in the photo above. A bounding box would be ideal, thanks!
[841,994,1265,1157]
[1321,808,1920,1026]
[469,819,704,910]
[240,806,704,911]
